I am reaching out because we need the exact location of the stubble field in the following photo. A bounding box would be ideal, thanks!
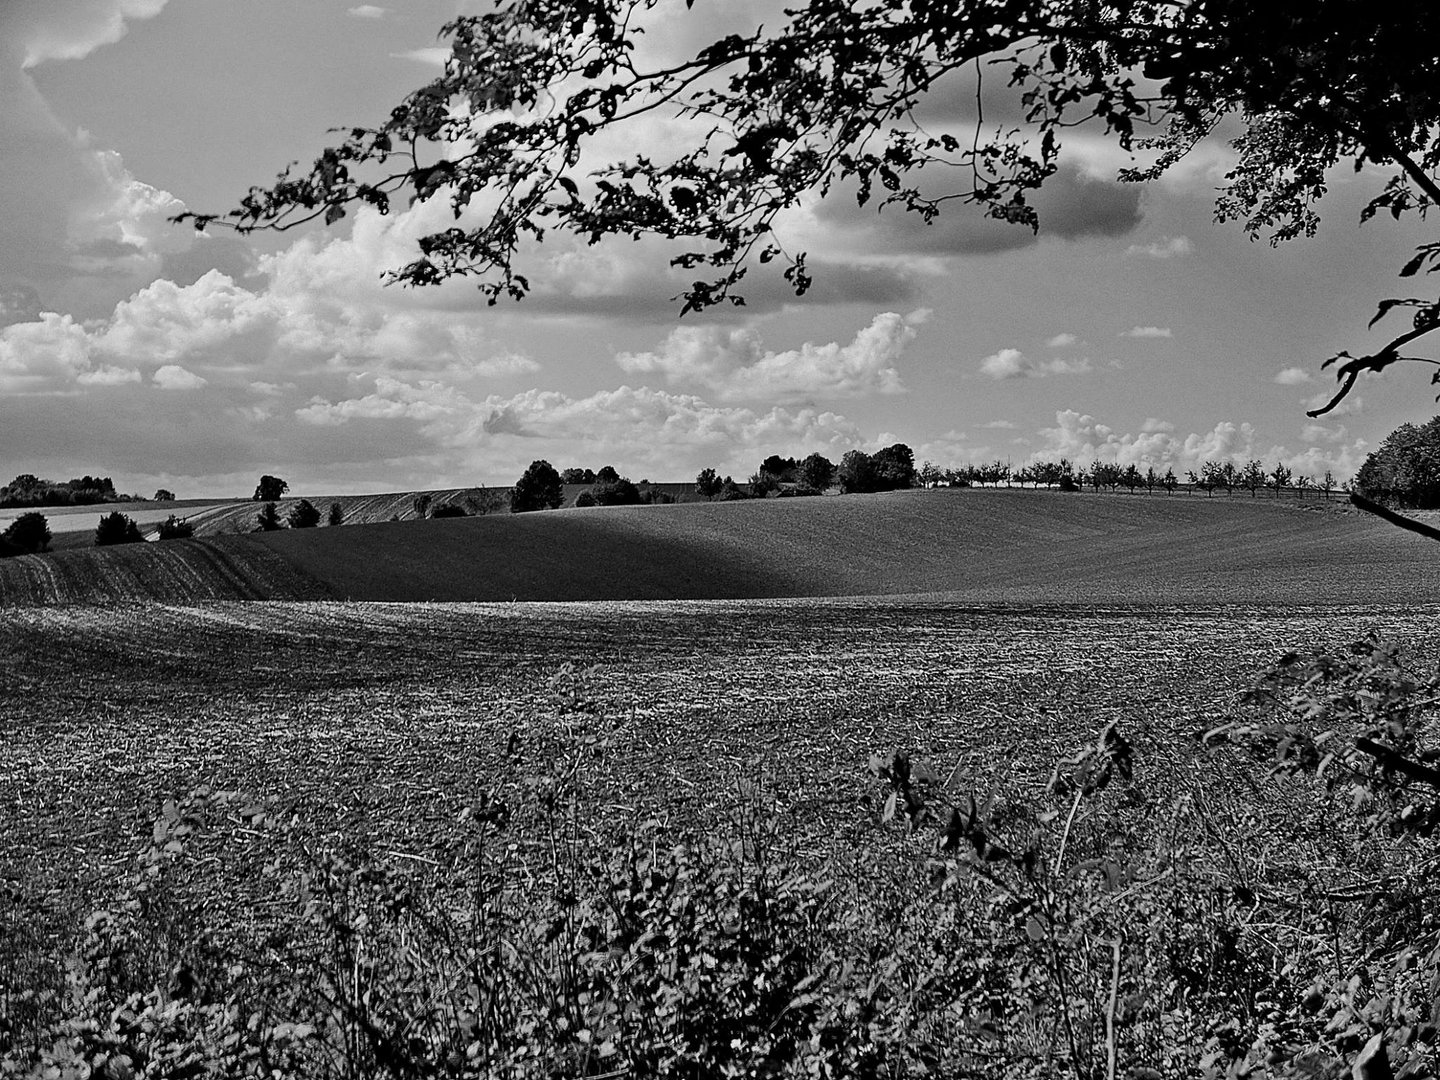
[5,597,1436,944]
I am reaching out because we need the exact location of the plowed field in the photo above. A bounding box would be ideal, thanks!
[4,598,1435,947]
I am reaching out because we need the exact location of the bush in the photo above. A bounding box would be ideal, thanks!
[327,502,345,526]
[574,490,597,507]
[255,502,283,531]
[153,489,175,502]
[429,502,467,518]
[3,511,51,554]
[95,512,144,546]
[286,499,321,529]
[590,478,640,506]
[155,515,194,540]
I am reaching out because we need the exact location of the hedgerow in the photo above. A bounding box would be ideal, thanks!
[3,649,1439,1078]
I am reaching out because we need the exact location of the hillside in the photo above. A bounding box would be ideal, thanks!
[0,535,333,604]
[4,488,1435,606]
[251,488,1439,604]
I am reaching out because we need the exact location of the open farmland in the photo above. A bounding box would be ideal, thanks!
[3,488,1437,605]
[4,598,1436,942]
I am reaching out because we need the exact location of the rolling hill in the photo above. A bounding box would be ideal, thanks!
[2,488,1436,605]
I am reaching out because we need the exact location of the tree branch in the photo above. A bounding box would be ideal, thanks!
[1348,490,1440,543]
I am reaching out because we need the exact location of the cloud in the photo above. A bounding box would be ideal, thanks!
[1121,326,1172,339]
[9,0,170,69]
[152,364,206,390]
[1031,410,1367,479]
[615,312,913,402]
[1046,333,1078,348]
[1274,366,1313,385]
[1125,235,1193,259]
[982,419,1018,429]
[979,348,1094,380]
[391,47,449,65]
[346,5,388,17]
[1306,391,1363,417]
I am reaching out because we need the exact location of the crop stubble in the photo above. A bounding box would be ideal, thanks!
[3,599,1436,944]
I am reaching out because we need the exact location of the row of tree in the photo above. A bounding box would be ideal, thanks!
[917,458,1344,499]
[0,474,152,509]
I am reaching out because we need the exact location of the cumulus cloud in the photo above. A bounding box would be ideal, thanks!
[1046,333,1078,348]
[8,0,169,69]
[296,377,873,478]
[1125,235,1193,259]
[979,348,1094,380]
[346,5,388,17]
[1274,366,1313,385]
[1121,326,1173,339]
[1032,410,1367,479]
[152,364,206,390]
[615,312,913,401]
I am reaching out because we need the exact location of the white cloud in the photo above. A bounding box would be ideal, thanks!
[391,47,449,66]
[14,0,169,69]
[77,363,140,386]
[1046,333,1078,348]
[152,364,206,390]
[1124,236,1193,259]
[615,312,912,402]
[1031,410,1366,480]
[1305,391,1364,417]
[346,5,388,17]
[1274,366,1313,385]
[982,419,1018,429]
[979,348,1094,380]
[1121,326,1173,339]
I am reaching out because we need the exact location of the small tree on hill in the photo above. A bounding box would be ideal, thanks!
[287,499,321,528]
[255,502,283,531]
[4,512,51,554]
[1268,462,1293,497]
[560,467,595,484]
[1321,470,1337,500]
[591,478,641,506]
[595,465,620,484]
[95,512,144,546]
[1240,460,1266,497]
[717,476,748,501]
[155,515,194,540]
[799,452,835,492]
[327,502,345,526]
[253,475,288,502]
[511,460,563,513]
[413,493,433,519]
[1162,468,1179,495]
[153,489,175,502]
[695,467,722,500]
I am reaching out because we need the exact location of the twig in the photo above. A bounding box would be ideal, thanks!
[1348,491,1440,544]
[1355,737,1440,789]
[1053,787,1084,877]
[386,849,441,867]
[1106,934,1123,1080]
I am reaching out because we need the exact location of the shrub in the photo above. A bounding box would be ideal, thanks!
[286,499,321,529]
[574,490,597,507]
[155,515,194,540]
[327,502,345,526]
[429,502,467,518]
[153,488,175,502]
[718,476,748,500]
[95,512,144,546]
[3,511,51,554]
[590,478,640,506]
[255,502,283,531]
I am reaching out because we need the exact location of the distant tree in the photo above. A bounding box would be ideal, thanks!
[872,443,916,490]
[511,460,564,512]
[1012,465,1036,489]
[155,515,195,540]
[1321,470,1337,500]
[95,512,145,546]
[1295,474,1313,499]
[255,502,283,531]
[413,493,434,519]
[1144,466,1160,495]
[595,465,620,484]
[560,467,595,484]
[838,450,879,494]
[464,488,509,515]
[798,453,835,491]
[748,471,779,498]
[717,476,749,501]
[1219,462,1241,496]
[153,489,176,502]
[430,502,468,518]
[3,512,51,554]
[327,501,345,526]
[695,467,722,500]
[1120,464,1142,494]
[1240,460,1267,497]
[1162,468,1179,495]
[917,460,942,488]
[591,478,641,506]
[574,490,597,507]
[1201,461,1229,496]
[252,475,289,502]
[1268,462,1293,497]
[759,454,797,480]
[287,499,322,528]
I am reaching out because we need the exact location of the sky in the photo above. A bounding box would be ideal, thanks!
[0,0,1433,498]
